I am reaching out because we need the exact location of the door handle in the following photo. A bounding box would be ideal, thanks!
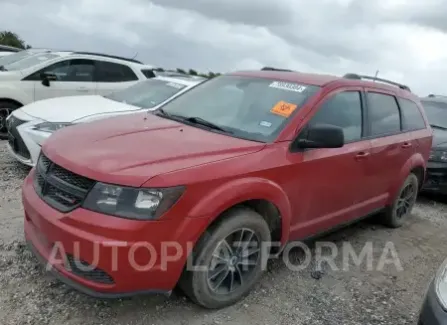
[401,142,412,148]
[355,152,370,160]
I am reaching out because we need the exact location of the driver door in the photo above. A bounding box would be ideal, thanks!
[32,59,97,101]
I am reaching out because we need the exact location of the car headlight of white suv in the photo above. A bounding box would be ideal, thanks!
[435,258,447,310]
[32,122,73,133]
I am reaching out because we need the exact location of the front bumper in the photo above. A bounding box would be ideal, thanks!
[23,170,210,297]
[418,281,447,325]
[6,112,47,167]
[422,161,447,195]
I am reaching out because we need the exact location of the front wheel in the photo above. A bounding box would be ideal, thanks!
[179,207,271,309]
[0,101,20,140]
[381,173,419,228]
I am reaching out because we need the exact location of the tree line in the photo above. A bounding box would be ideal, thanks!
[0,31,221,78]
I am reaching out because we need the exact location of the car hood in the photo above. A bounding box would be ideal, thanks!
[20,95,141,122]
[0,71,21,80]
[432,127,447,148]
[43,113,265,187]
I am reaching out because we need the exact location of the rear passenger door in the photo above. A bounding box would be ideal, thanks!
[94,61,140,96]
[364,90,413,206]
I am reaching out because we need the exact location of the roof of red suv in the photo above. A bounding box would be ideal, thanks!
[231,70,418,101]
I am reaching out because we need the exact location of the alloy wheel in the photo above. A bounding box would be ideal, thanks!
[396,182,416,218]
[207,228,261,294]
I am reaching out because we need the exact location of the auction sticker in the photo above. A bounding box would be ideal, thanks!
[269,81,307,93]
[270,101,297,117]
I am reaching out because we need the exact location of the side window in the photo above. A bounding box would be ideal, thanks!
[399,98,426,131]
[367,92,401,136]
[95,61,138,82]
[26,59,95,82]
[309,91,363,142]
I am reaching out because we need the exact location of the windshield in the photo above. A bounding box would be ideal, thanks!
[155,75,320,142]
[3,53,60,71]
[421,100,447,129]
[104,79,187,108]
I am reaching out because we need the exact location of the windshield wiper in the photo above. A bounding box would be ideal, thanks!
[430,124,447,130]
[183,116,232,133]
[155,110,231,133]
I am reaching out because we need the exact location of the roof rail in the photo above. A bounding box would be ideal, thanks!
[72,51,143,64]
[261,66,294,72]
[343,73,411,91]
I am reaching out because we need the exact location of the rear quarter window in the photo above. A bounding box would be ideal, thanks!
[398,98,426,131]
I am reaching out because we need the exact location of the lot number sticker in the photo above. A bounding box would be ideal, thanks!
[269,81,307,93]
[166,82,184,89]
[270,101,297,117]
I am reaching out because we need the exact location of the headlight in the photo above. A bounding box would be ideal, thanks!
[429,149,447,162]
[435,258,447,310]
[33,122,73,133]
[82,182,185,220]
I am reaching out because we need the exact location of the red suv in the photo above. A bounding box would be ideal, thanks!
[23,69,432,308]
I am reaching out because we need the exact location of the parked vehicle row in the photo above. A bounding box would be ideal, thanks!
[0,50,154,138]
[6,72,204,166]
[419,95,447,195]
[17,67,433,308]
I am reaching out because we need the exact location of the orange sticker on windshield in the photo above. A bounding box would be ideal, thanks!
[270,101,297,117]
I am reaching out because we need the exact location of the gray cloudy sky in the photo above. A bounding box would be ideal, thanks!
[1,0,446,95]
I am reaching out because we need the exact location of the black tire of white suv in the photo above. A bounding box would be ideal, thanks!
[0,101,20,140]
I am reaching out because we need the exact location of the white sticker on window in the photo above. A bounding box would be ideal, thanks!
[269,81,307,93]
[259,121,272,127]
[166,82,184,89]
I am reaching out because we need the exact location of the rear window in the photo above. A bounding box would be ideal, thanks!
[157,75,321,142]
[141,69,156,78]
[398,98,426,131]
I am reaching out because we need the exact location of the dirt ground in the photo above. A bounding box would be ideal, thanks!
[1,140,446,325]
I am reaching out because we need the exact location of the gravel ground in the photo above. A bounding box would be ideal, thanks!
[1,140,447,325]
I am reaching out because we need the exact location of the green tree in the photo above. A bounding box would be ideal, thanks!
[188,69,198,76]
[0,31,31,49]
[154,67,164,72]
[176,68,186,74]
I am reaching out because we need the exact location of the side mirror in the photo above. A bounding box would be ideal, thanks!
[295,124,344,149]
[40,72,57,87]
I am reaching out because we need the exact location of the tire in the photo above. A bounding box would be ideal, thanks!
[0,101,20,140]
[381,173,419,228]
[179,207,271,309]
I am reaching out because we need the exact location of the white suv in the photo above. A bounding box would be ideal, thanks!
[6,73,205,166]
[0,51,154,138]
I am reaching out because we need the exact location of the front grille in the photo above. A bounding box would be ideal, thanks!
[65,254,114,284]
[7,116,31,159]
[34,154,95,212]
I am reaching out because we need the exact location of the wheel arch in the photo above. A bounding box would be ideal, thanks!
[189,177,292,246]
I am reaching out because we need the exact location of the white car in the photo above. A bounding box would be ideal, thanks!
[6,73,205,166]
[0,50,154,139]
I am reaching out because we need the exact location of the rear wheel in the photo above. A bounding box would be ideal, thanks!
[381,173,419,228]
[179,207,271,309]
[0,101,20,140]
